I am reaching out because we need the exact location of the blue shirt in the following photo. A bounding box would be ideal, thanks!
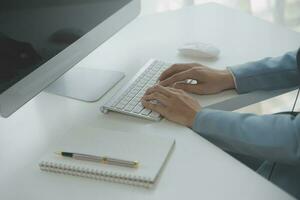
[192,50,300,198]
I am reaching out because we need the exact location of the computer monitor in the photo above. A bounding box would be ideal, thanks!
[0,0,140,117]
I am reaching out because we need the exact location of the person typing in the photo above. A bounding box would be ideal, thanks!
[142,49,300,199]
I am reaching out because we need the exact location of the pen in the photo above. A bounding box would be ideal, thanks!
[55,151,139,169]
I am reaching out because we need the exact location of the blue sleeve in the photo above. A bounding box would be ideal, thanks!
[228,51,299,94]
[192,109,300,165]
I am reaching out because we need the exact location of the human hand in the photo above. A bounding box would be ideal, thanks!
[142,85,201,127]
[159,63,235,95]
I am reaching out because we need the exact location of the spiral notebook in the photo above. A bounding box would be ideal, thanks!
[39,127,175,188]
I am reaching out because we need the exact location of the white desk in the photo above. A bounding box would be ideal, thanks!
[1,3,299,200]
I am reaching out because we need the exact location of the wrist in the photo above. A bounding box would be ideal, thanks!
[219,69,235,90]
[187,107,201,128]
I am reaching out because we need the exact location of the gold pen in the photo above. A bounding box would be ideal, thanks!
[55,151,139,168]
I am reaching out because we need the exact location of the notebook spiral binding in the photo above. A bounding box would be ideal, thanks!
[39,161,153,188]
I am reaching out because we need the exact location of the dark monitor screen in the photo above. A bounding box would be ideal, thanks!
[0,0,131,94]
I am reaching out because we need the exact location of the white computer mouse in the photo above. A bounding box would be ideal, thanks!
[178,42,220,58]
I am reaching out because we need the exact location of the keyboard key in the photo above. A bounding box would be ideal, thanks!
[132,103,144,113]
[120,99,130,105]
[141,108,151,116]
[124,104,135,112]
[112,98,121,107]
[116,103,126,109]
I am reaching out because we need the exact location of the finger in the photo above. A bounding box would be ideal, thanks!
[164,86,182,93]
[159,63,197,81]
[142,92,170,106]
[174,83,209,94]
[145,85,172,97]
[159,70,195,87]
[142,100,167,116]
[173,83,200,93]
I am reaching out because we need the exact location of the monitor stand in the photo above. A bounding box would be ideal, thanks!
[44,67,124,102]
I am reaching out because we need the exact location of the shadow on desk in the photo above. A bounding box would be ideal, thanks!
[229,152,264,171]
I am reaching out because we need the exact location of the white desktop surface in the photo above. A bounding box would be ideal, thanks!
[1,3,299,200]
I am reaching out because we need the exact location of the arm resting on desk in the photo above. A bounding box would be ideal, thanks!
[192,109,300,165]
[228,50,299,94]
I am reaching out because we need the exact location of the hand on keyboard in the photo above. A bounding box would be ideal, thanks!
[102,60,233,124]
[158,63,235,95]
[142,85,201,127]
[101,60,171,121]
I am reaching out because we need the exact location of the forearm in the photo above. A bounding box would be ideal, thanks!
[192,109,300,165]
[228,51,299,94]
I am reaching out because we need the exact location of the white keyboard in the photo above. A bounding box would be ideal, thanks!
[101,59,171,121]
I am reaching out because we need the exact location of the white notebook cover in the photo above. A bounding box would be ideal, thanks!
[39,127,175,187]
